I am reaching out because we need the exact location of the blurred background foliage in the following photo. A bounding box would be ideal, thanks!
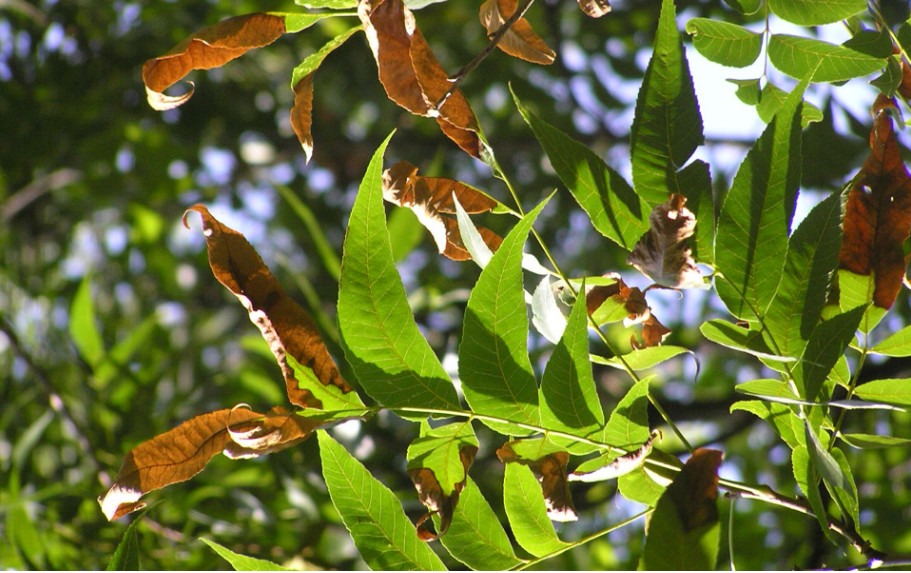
[2,0,911,569]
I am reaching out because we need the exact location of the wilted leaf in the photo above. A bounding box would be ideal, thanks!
[184,205,355,409]
[359,0,482,157]
[143,13,291,110]
[479,0,555,65]
[382,160,502,260]
[838,95,911,309]
[639,448,723,570]
[289,26,362,162]
[585,275,670,347]
[497,440,577,522]
[409,445,477,540]
[99,407,319,521]
[569,429,659,482]
[576,0,610,18]
[628,193,705,289]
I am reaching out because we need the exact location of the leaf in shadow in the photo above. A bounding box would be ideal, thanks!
[628,193,706,289]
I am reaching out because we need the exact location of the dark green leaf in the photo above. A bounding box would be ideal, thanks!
[794,305,864,401]
[70,275,105,367]
[107,519,141,571]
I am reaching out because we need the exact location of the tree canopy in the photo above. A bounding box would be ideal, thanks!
[4,0,911,569]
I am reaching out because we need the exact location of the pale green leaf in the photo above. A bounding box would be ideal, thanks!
[406,421,477,494]
[854,379,911,407]
[791,445,834,541]
[294,0,357,8]
[318,431,447,570]
[602,377,651,449]
[831,270,887,333]
[513,90,649,250]
[338,133,461,414]
[756,81,823,126]
[768,0,866,25]
[593,346,690,371]
[870,325,911,356]
[769,35,886,83]
[70,275,105,367]
[839,433,911,449]
[278,12,352,34]
[503,463,571,558]
[685,19,762,68]
[459,200,549,435]
[290,25,362,86]
[201,538,290,571]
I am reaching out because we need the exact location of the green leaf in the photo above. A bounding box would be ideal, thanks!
[768,0,866,25]
[729,78,760,105]
[794,305,864,401]
[318,431,447,570]
[763,191,842,357]
[854,379,911,407]
[387,206,425,262]
[639,450,722,571]
[339,132,461,414]
[723,0,762,15]
[70,275,105,367]
[593,345,691,371]
[294,0,357,8]
[731,400,800,448]
[406,421,477,494]
[290,25,361,86]
[287,353,366,413]
[275,183,342,280]
[540,290,604,439]
[829,446,860,526]
[769,35,886,83]
[735,378,799,401]
[844,29,895,58]
[756,81,823,127]
[631,0,708,207]
[685,19,762,68]
[700,319,794,362]
[831,270,887,333]
[200,538,290,571]
[715,77,807,320]
[503,463,571,558]
[602,377,651,448]
[513,90,649,250]
[279,12,352,34]
[459,200,550,435]
[791,445,834,541]
[871,325,911,356]
[107,519,141,571]
[7,502,46,569]
[839,433,911,449]
[439,477,524,570]
[94,315,159,388]
[870,56,904,97]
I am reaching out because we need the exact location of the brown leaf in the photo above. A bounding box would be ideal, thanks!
[627,194,704,289]
[358,0,482,157]
[585,276,670,348]
[634,314,671,350]
[838,95,911,309]
[408,445,477,540]
[576,0,611,18]
[479,0,555,65]
[497,442,576,522]
[382,160,502,260]
[142,13,287,110]
[664,448,723,531]
[183,205,353,408]
[290,73,315,163]
[98,406,319,520]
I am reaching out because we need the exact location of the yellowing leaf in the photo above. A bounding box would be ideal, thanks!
[497,441,577,522]
[577,0,611,18]
[99,407,319,521]
[628,194,705,289]
[142,13,287,110]
[358,0,482,157]
[183,205,354,409]
[479,0,555,65]
[382,160,502,260]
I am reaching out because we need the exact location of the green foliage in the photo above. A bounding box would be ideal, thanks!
[7,0,911,570]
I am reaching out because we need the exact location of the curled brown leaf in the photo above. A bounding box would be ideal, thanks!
[628,194,704,290]
[497,442,577,522]
[382,160,502,260]
[408,445,477,540]
[577,0,611,18]
[183,205,353,408]
[665,448,723,531]
[479,0,555,65]
[290,74,315,162]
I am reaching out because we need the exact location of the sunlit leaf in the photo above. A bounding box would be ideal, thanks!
[768,0,866,26]
[839,433,911,449]
[479,0,555,65]
[382,160,502,261]
[639,449,723,571]
[99,407,319,521]
[318,431,447,570]
[498,439,577,522]
[185,205,356,409]
[628,193,706,289]
[338,135,462,413]
[769,34,886,83]
[201,538,291,571]
[793,305,864,402]
[503,463,571,557]
[592,346,690,371]
[854,379,911,407]
[685,18,762,68]
[870,325,911,356]
[838,95,911,309]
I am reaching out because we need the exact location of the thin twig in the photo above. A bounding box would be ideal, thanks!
[433,0,536,110]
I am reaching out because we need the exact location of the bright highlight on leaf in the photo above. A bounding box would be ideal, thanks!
[382,160,502,260]
[184,205,354,409]
[479,0,555,65]
[99,406,320,521]
[576,0,611,18]
[838,95,911,310]
[359,0,482,157]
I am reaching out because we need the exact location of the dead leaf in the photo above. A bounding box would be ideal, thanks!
[183,205,353,408]
[99,406,319,520]
[663,448,723,531]
[627,194,704,289]
[408,445,477,540]
[568,430,659,482]
[290,73,316,162]
[479,0,555,65]
[576,0,611,18]
[838,95,911,309]
[497,442,577,522]
[142,13,287,110]
[382,160,502,260]
[635,314,671,349]
[358,0,482,157]
[585,275,669,347]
